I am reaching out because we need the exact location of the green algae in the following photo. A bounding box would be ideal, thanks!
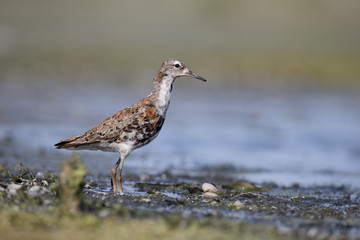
[223,181,269,192]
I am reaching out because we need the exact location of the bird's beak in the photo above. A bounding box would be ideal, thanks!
[186,70,207,82]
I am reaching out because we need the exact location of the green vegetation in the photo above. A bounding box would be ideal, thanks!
[0,210,294,240]
[0,1,359,88]
[59,154,87,214]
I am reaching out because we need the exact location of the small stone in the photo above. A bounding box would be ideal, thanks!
[201,183,221,194]
[141,198,151,203]
[7,183,22,197]
[248,205,258,211]
[29,185,41,191]
[27,185,49,197]
[271,206,278,211]
[234,200,244,207]
[27,186,41,197]
[8,183,22,191]
[203,192,218,199]
[41,180,49,187]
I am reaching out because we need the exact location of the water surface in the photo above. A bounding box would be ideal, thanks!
[1,81,359,188]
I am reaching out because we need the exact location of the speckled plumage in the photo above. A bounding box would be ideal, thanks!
[55,58,206,195]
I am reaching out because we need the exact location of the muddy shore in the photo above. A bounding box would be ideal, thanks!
[1,155,359,240]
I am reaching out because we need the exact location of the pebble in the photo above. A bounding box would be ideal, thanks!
[234,200,244,207]
[248,205,258,211]
[140,198,151,203]
[271,205,278,211]
[7,183,22,197]
[41,180,49,187]
[8,183,22,190]
[27,185,49,197]
[201,183,221,194]
[27,186,41,197]
[203,192,218,199]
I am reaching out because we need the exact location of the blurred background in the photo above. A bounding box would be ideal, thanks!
[1,0,360,188]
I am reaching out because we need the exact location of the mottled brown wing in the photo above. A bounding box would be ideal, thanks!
[114,103,165,146]
[54,105,144,149]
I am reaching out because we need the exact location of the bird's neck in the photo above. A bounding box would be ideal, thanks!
[150,73,175,116]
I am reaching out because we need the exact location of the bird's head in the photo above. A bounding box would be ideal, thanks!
[158,58,206,82]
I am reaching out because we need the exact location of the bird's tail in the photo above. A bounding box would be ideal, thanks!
[54,135,82,149]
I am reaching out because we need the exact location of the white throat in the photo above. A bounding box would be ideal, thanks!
[154,75,175,115]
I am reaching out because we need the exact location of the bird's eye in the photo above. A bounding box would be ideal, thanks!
[174,63,180,68]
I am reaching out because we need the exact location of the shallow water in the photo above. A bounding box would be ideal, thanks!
[1,81,360,188]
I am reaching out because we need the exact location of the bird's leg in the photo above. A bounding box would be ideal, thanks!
[116,156,125,195]
[111,157,121,194]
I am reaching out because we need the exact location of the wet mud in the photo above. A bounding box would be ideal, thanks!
[1,158,359,240]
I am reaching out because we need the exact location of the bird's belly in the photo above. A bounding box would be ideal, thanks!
[68,142,120,152]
